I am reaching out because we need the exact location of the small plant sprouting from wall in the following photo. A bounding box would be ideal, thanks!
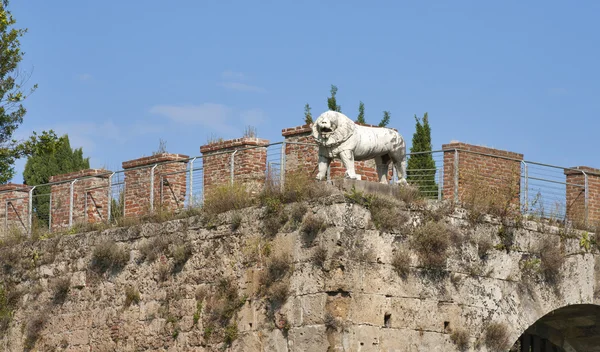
[139,235,171,263]
[483,322,510,351]
[391,248,410,279]
[410,221,450,277]
[344,186,409,232]
[230,212,242,232]
[90,240,130,275]
[301,214,326,246]
[290,203,308,228]
[202,278,246,346]
[125,286,141,307]
[312,246,328,269]
[0,284,21,338]
[24,314,47,350]
[51,277,71,305]
[203,184,253,215]
[260,254,293,312]
[450,327,470,351]
[171,243,193,273]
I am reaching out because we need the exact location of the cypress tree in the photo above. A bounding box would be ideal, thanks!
[23,135,90,226]
[407,113,438,197]
[304,103,313,124]
[379,111,391,127]
[327,85,341,112]
[357,101,365,124]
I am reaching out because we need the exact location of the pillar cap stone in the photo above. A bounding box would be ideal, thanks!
[49,169,112,183]
[122,153,189,169]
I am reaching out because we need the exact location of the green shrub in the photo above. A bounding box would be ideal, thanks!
[90,240,129,274]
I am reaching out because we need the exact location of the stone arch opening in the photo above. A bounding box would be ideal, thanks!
[511,304,600,352]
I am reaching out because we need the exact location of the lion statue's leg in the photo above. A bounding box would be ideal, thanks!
[375,155,391,184]
[390,149,408,185]
[339,150,358,180]
[316,155,331,181]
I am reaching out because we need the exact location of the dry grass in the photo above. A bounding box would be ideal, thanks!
[51,277,71,305]
[539,237,564,285]
[0,284,21,338]
[390,184,422,206]
[230,212,242,232]
[203,278,246,346]
[370,197,409,232]
[260,254,293,310]
[450,328,470,351]
[477,236,494,260]
[290,203,308,226]
[24,314,47,351]
[312,246,328,269]
[391,248,410,279]
[171,243,193,273]
[90,240,130,274]
[139,236,171,263]
[203,183,253,215]
[125,286,141,307]
[410,221,450,276]
[462,170,521,225]
[301,214,326,245]
[484,322,510,351]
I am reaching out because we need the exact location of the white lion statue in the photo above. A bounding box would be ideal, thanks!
[312,111,407,184]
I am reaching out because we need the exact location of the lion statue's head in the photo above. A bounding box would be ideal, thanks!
[312,111,356,146]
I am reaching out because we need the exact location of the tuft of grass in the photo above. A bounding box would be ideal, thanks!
[290,203,308,227]
[477,236,494,260]
[203,184,253,215]
[391,184,422,206]
[312,246,328,269]
[370,197,409,232]
[450,328,470,351]
[139,236,171,263]
[171,244,193,273]
[125,286,141,307]
[410,221,450,276]
[324,313,339,332]
[301,214,326,245]
[260,254,293,311]
[90,240,129,275]
[51,277,71,305]
[484,322,510,351]
[539,237,564,285]
[262,212,288,238]
[391,249,410,279]
[203,278,246,345]
[230,212,242,232]
[0,284,21,338]
[157,262,170,282]
[24,314,47,350]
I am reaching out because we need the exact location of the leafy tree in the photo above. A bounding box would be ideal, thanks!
[407,112,438,197]
[0,1,56,183]
[327,85,341,112]
[23,135,90,226]
[379,111,391,127]
[304,103,312,124]
[357,101,365,124]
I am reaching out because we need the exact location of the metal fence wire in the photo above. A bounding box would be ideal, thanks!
[0,141,593,237]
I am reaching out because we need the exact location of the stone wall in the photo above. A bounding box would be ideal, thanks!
[0,183,30,235]
[122,153,189,217]
[200,138,269,196]
[0,184,597,351]
[442,142,523,207]
[49,169,111,231]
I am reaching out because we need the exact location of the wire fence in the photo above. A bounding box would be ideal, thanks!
[0,141,593,237]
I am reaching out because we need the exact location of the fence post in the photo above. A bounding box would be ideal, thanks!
[521,161,528,214]
[150,164,158,213]
[280,142,286,191]
[230,150,238,186]
[453,149,459,203]
[583,171,589,226]
[107,172,114,224]
[69,179,78,228]
[189,157,196,207]
[4,201,7,232]
[160,175,164,212]
[49,193,52,230]
[437,166,442,201]
[28,186,35,235]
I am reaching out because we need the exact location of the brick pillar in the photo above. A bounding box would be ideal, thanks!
[564,166,600,226]
[442,142,523,206]
[122,153,189,217]
[0,183,31,234]
[281,124,387,182]
[200,138,269,196]
[49,169,112,231]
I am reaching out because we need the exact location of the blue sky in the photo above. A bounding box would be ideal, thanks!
[8,0,600,182]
